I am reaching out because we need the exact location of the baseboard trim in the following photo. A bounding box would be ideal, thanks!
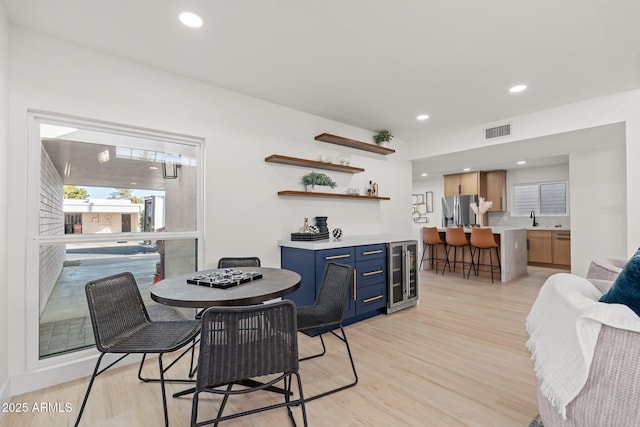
[10,353,142,396]
[0,376,10,423]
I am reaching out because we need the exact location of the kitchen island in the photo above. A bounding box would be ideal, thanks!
[432,226,528,282]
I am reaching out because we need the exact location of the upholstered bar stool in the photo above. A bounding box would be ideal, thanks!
[467,227,501,283]
[419,227,446,273]
[443,227,470,277]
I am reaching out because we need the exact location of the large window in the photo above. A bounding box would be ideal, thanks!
[513,181,568,216]
[28,112,203,361]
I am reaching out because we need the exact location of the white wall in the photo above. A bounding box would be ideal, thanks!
[570,145,627,275]
[0,1,9,411]
[410,91,640,274]
[7,28,413,393]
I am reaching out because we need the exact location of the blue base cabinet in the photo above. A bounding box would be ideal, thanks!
[282,243,387,324]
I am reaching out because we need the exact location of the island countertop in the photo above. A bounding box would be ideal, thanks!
[278,233,417,250]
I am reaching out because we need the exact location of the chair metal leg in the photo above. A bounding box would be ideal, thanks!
[138,340,198,384]
[301,325,358,403]
[74,353,105,427]
[419,242,427,270]
[158,355,169,427]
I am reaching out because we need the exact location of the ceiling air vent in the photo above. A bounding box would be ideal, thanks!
[484,123,511,140]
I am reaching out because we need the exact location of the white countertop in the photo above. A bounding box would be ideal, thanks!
[436,226,526,234]
[278,233,417,250]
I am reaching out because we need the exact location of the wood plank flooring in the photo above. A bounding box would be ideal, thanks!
[0,266,563,427]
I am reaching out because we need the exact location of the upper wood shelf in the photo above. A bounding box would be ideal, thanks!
[277,190,390,201]
[314,133,395,155]
[265,154,365,173]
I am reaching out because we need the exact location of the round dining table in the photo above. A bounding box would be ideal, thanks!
[150,267,301,308]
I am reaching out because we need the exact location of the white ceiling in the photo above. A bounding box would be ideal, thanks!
[4,0,640,179]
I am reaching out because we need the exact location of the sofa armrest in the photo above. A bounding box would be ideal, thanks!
[538,325,640,426]
[586,257,625,281]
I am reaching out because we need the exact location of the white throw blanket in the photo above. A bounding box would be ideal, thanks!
[526,273,640,418]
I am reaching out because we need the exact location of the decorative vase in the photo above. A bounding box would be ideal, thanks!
[315,216,328,234]
[306,184,333,193]
[478,214,485,227]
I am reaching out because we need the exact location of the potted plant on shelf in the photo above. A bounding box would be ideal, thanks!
[374,130,394,147]
[302,171,337,192]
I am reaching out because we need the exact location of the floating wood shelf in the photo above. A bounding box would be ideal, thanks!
[314,133,395,155]
[277,190,390,200]
[265,154,365,173]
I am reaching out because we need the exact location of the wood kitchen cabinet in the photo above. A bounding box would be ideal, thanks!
[552,230,571,266]
[527,230,553,263]
[444,172,480,196]
[484,170,506,211]
[527,230,571,268]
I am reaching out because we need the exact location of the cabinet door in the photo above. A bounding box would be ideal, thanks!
[485,170,506,211]
[527,231,552,263]
[552,231,571,266]
[459,172,480,195]
[406,241,418,299]
[444,174,461,196]
[388,243,405,306]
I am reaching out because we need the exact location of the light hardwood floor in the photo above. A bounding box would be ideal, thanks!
[0,266,563,427]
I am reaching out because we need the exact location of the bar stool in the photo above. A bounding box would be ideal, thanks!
[443,227,470,277]
[467,227,501,283]
[419,227,446,273]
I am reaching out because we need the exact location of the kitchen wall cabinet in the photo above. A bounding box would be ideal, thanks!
[484,170,506,212]
[527,230,571,267]
[444,172,480,196]
[445,170,506,211]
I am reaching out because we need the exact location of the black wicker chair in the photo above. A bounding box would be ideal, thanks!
[217,256,261,268]
[296,261,358,402]
[75,272,201,427]
[190,301,307,427]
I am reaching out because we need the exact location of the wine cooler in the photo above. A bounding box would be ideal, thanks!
[386,240,419,313]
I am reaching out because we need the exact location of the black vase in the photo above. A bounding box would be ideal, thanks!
[315,216,328,234]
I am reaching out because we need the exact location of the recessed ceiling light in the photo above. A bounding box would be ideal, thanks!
[416,114,430,121]
[463,168,471,172]
[179,12,203,28]
[517,160,527,165]
[130,182,137,185]
[421,173,428,177]
[509,84,527,93]
[149,166,159,170]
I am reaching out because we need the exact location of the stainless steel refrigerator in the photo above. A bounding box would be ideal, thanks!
[442,194,478,227]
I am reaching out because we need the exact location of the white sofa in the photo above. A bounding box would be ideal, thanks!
[530,259,640,427]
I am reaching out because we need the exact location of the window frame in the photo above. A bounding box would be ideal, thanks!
[512,180,569,217]
[26,110,205,370]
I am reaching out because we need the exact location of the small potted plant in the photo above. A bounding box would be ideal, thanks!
[302,171,337,192]
[374,130,394,146]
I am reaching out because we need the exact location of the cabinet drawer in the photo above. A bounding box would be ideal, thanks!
[355,258,386,288]
[315,247,355,269]
[355,244,386,261]
[355,282,386,313]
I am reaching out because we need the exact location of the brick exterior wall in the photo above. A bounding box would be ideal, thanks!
[39,147,65,315]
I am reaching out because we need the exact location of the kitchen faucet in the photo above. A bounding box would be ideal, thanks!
[530,210,538,227]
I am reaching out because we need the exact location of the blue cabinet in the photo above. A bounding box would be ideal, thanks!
[282,243,387,324]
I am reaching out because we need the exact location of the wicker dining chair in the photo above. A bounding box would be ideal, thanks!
[217,256,261,268]
[75,272,201,427]
[190,301,307,427]
[296,261,358,402]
